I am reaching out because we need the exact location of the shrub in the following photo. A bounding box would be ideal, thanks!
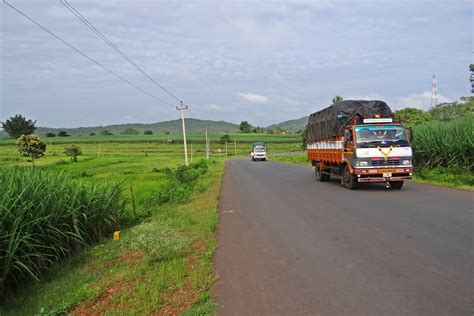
[156,160,208,205]
[220,134,231,144]
[89,132,96,136]
[144,130,153,135]
[64,144,82,162]
[0,168,124,297]
[58,131,69,137]
[46,132,56,137]
[16,134,47,166]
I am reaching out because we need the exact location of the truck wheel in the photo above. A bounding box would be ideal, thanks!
[390,181,404,189]
[322,172,331,182]
[315,162,323,181]
[342,165,358,190]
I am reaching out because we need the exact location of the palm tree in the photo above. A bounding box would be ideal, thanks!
[332,96,343,104]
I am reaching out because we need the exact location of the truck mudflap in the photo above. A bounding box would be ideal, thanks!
[358,175,412,183]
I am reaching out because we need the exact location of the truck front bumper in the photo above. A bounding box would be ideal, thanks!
[354,167,413,183]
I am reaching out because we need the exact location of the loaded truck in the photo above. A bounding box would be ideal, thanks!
[306,100,413,190]
[251,142,267,161]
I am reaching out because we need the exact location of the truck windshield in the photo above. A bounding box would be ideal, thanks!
[355,125,408,146]
[254,147,266,152]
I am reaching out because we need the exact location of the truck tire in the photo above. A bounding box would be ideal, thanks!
[342,164,358,190]
[315,162,330,182]
[390,181,404,189]
[315,162,323,181]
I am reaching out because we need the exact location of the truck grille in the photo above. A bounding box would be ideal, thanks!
[371,159,400,167]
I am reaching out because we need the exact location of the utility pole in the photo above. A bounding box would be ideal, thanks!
[177,101,189,166]
[234,139,237,156]
[431,74,438,108]
[225,141,228,157]
[205,130,209,159]
[190,144,193,163]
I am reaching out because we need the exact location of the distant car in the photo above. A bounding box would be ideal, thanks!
[251,142,267,161]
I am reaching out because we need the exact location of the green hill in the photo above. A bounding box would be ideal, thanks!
[267,116,308,133]
[0,118,239,137]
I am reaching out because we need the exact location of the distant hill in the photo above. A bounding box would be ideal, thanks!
[267,116,308,133]
[0,118,239,138]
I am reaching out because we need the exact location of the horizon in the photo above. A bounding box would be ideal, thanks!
[1,1,471,128]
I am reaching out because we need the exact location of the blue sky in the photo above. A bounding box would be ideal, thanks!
[1,0,471,127]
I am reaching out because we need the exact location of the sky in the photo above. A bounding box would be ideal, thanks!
[0,0,471,128]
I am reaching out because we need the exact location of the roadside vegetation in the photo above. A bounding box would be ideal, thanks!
[0,130,300,314]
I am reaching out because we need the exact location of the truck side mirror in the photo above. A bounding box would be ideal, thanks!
[344,130,352,141]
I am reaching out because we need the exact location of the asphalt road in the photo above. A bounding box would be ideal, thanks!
[214,158,473,315]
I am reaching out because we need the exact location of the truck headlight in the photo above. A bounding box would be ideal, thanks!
[356,160,368,167]
[402,159,411,165]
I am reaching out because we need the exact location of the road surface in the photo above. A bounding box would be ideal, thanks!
[215,158,473,315]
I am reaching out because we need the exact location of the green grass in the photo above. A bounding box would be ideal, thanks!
[1,159,223,315]
[0,168,124,298]
[0,132,302,145]
[0,139,240,314]
[412,117,473,169]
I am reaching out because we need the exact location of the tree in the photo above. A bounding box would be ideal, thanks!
[64,144,82,162]
[17,134,46,166]
[58,131,70,137]
[301,126,308,150]
[144,130,153,135]
[332,96,343,104]
[164,131,170,141]
[89,132,96,136]
[239,121,252,133]
[1,114,36,138]
[393,107,431,126]
[100,130,113,136]
[120,128,140,135]
[46,132,56,137]
[429,97,473,121]
[220,134,231,144]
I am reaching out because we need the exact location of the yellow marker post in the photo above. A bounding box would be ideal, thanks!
[113,231,121,241]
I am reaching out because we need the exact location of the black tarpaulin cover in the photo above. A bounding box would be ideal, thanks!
[306,100,393,142]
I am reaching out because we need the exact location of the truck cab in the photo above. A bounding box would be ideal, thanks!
[341,117,413,189]
[251,143,267,161]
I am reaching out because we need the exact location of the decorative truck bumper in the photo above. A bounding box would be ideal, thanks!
[354,167,413,183]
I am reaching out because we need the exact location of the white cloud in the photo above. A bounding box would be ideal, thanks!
[397,91,451,109]
[237,93,269,104]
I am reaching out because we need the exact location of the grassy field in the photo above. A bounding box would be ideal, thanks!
[0,136,302,314]
[0,132,302,145]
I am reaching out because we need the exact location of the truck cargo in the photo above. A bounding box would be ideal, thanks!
[306,100,413,189]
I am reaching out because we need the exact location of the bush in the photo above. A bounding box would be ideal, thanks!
[156,160,208,205]
[0,168,124,297]
[144,130,153,135]
[220,134,231,144]
[120,128,139,135]
[46,132,56,137]
[412,117,473,169]
[64,144,82,162]
[89,132,96,136]
[58,131,69,137]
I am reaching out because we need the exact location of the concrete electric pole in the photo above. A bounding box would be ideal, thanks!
[177,101,189,166]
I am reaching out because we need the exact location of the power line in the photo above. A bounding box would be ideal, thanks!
[60,0,181,103]
[2,0,175,107]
